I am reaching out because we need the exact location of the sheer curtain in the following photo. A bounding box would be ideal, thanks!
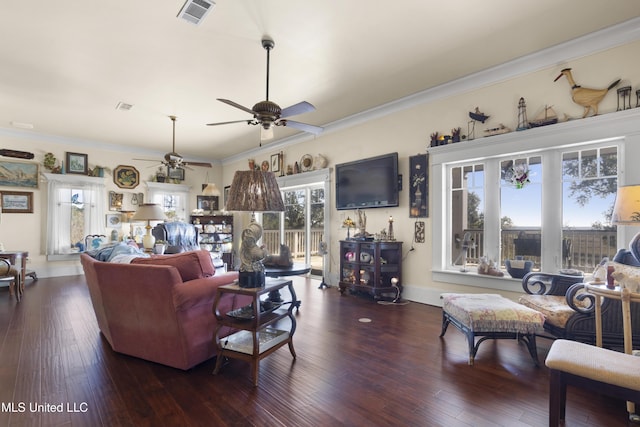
[46,174,106,255]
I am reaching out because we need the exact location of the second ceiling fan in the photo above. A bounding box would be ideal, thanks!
[207,37,323,140]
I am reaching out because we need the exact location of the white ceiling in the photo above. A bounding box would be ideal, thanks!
[1,1,639,163]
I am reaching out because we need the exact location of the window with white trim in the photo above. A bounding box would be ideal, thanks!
[45,173,106,256]
[442,142,618,276]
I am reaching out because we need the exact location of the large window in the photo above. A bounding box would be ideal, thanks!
[45,174,106,257]
[445,144,617,275]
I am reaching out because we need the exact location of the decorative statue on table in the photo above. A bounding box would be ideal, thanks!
[238,222,269,288]
[352,209,374,240]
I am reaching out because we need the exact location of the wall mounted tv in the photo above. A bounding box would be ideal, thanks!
[335,152,399,210]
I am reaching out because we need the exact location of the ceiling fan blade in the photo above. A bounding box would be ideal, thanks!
[134,158,161,163]
[217,99,256,115]
[280,101,315,118]
[283,120,324,135]
[184,162,212,168]
[206,119,253,126]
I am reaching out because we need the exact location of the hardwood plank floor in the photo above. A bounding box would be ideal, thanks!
[0,276,632,426]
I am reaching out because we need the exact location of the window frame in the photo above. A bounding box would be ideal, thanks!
[429,111,640,291]
[43,173,107,260]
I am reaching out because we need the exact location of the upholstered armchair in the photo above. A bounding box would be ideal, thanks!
[152,222,199,254]
[519,271,640,349]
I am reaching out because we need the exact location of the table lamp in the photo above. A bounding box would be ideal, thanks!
[132,203,166,252]
[226,170,284,287]
[120,210,135,240]
[202,182,221,214]
[612,185,640,225]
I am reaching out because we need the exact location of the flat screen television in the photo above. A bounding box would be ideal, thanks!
[335,152,399,210]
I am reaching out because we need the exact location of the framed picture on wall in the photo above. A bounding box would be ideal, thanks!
[197,195,219,211]
[167,166,185,180]
[1,191,33,213]
[0,161,38,188]
[409,154,428,218]
[66,152,88,175]
[271,153,280,173]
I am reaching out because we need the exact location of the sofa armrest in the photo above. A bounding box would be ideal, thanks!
[565,283,596,314]
[173,271,240,311]
[522,272,585,295]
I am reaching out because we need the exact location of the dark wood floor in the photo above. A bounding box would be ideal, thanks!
[0,275,633,426]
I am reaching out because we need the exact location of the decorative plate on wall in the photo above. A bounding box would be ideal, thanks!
[113,165,140,189]
[300,154,313,171]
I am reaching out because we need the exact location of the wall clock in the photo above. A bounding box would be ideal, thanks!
[113,165,140,189]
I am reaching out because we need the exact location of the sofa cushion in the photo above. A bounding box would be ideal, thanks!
[131,250,214,282]
[518,294,576,329]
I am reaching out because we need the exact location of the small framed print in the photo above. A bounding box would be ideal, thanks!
[271,153,280,173]
[66,152,88,175]
[1,191,33,213]
[224,186,230,209]
[414,221,425,243]
[106,213,121,228]
[167,166,185,180]
[197,195,219,211]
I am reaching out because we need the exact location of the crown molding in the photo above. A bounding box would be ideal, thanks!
[223,16,640,165]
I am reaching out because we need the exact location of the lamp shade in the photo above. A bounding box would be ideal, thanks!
[225,170,284,212]
[612,185,640,224]
[132,203,166,221]
[202,183,221,197]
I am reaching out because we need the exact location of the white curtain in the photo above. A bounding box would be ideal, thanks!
[46,177,106,255]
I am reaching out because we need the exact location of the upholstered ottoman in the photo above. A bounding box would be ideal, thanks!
[440,293,545,365]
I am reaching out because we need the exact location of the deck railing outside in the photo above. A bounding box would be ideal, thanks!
[462,228,618,272]
[262,229,324,262]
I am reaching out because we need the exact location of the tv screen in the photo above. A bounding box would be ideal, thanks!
[335,153,399,210]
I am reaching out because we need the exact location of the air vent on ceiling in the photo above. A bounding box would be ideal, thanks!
[177,0,215,25]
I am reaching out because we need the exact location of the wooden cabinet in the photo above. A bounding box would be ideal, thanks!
[190,214,234,269]
[212,278,297,386]
[338,240,403,300]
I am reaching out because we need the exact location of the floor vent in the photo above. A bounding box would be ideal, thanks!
[177,0,215,25]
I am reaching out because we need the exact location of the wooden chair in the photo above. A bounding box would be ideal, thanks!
[0,258,22,301]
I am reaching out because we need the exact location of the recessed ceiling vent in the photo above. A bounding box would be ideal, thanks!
[177,0,215,25]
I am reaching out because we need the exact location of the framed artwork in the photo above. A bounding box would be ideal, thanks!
[409,154,428,218]
[109,191,123,211]
[414,221,425,243]
[106,213,121,227]
[167,166,185,180]
[1,191,33,213]
[197,195,219,211]
[66,152,88,175]
[270,153,280,173]
[113,165,140,189]
[224,185,230,209]
[0,160,38,188]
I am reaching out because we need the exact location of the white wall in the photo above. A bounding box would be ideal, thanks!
[1,38,639,297]
[0,136,223,277]
[223,39,640,305]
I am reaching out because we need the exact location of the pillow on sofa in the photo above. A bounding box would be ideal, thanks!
[131,250,214,282]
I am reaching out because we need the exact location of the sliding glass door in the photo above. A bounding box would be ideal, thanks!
[262,170,330,278]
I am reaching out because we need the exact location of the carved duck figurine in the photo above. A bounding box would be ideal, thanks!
[554,68,620,117]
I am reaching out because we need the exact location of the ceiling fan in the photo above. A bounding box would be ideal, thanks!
[207,37,323,141]
[135,116,212,169]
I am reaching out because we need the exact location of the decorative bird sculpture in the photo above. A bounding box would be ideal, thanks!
[554,68,621,117]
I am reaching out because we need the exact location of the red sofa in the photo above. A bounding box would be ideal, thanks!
[81,250,249,370]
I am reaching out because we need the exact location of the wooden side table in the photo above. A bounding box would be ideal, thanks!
[212,278,297,386]
[584,283,640,419]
